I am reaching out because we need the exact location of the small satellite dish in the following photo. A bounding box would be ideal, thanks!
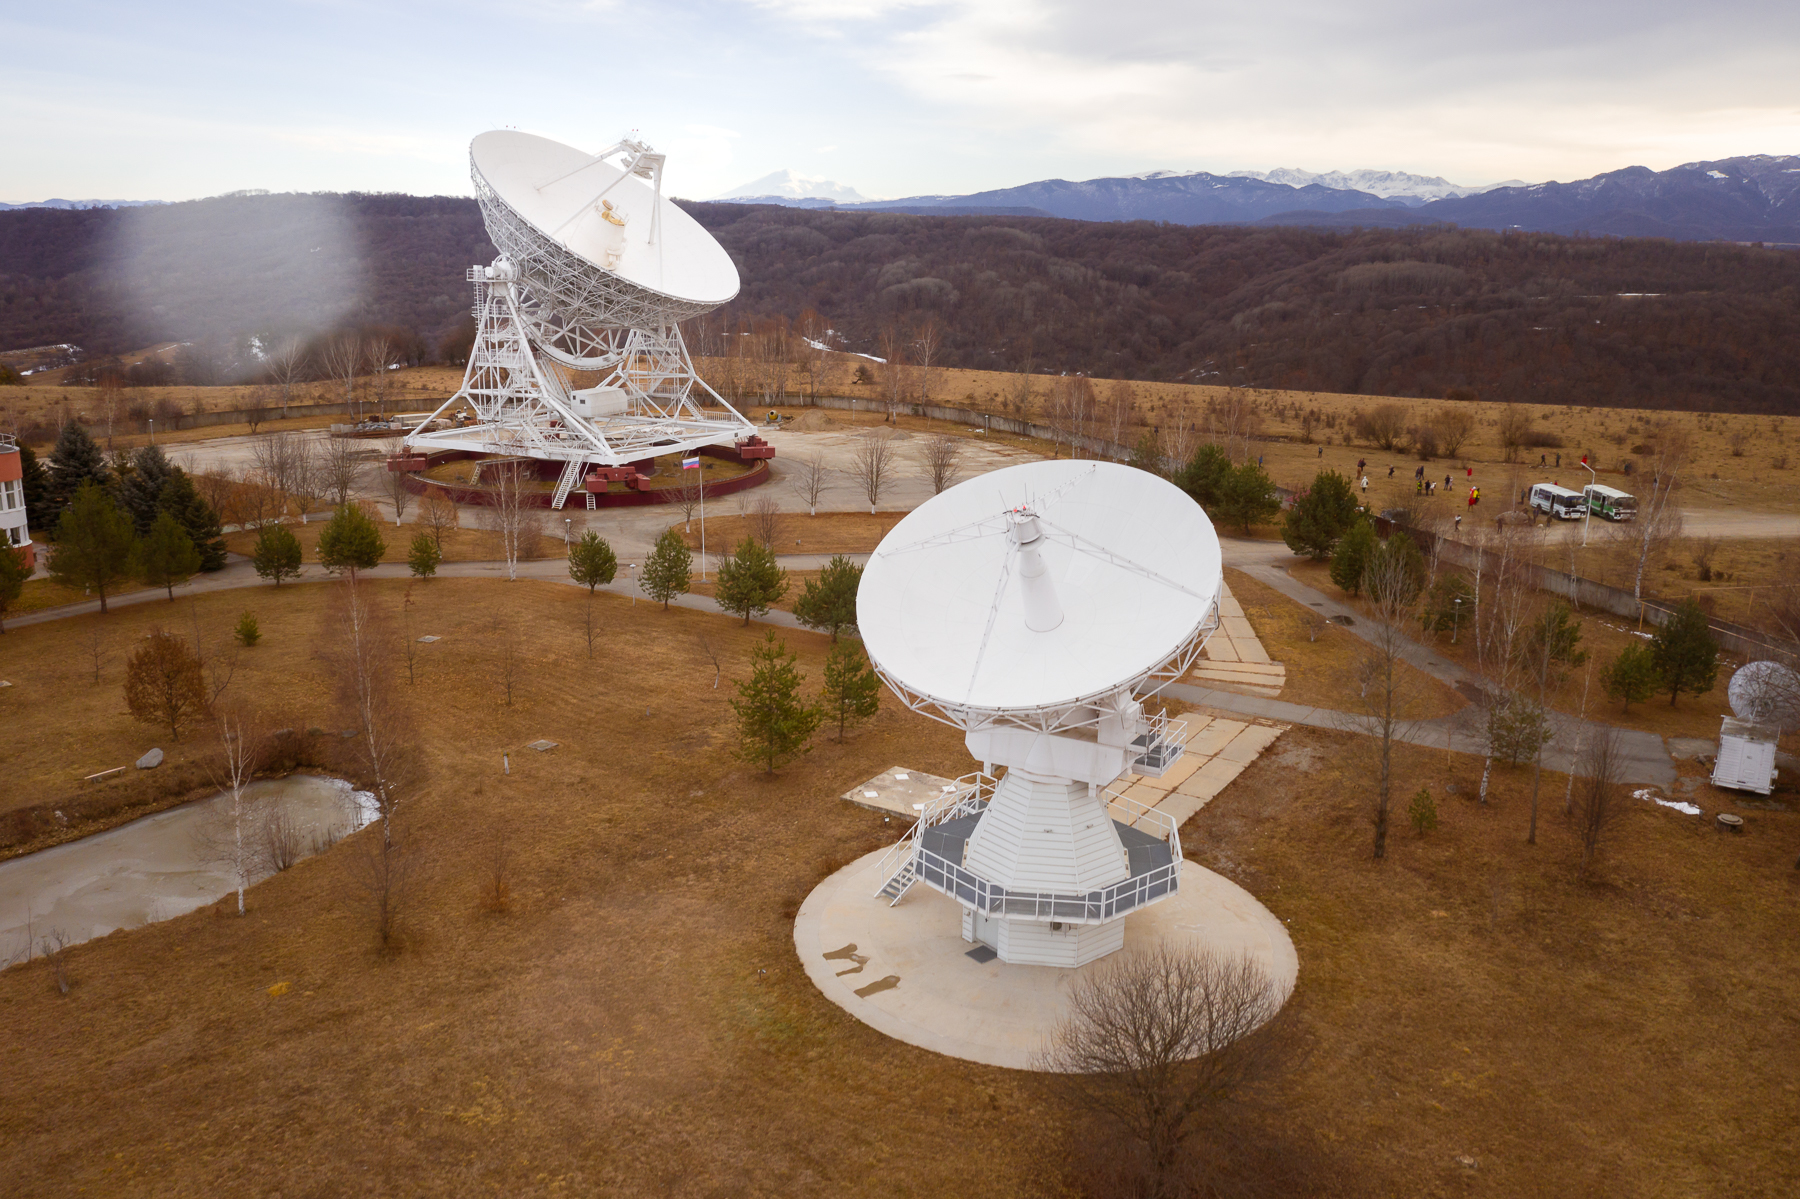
[1728,661,1800,731]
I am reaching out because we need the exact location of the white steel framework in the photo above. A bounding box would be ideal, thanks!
[404,137,753,484]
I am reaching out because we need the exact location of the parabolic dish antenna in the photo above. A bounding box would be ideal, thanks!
[1728,661,1800,731]
[471,129,738,326]
[859,460,1225,969]
[859,459,1223,721]
[403,129,755,483]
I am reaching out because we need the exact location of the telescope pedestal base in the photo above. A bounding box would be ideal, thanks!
[962,905,1124,968]
[795,847,1297,1071]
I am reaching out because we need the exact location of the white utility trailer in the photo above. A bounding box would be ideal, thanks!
[1711,718,1779,795]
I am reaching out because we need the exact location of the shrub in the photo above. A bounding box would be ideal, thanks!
[1408,787,1438,835]
[233,611,261,647]
[1601,643,1661,711]
[1281,471,1358,558]
[1328,517,1377,596]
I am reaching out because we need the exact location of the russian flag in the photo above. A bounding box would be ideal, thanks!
[681,456,701,469]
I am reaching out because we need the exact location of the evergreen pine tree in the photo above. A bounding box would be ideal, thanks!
[234,611,261,646]
[46,421,111,520]
[48,481,136,612]
[157,467,227,570]
[317,503,386,578]
[821,640,882,741]
[0,542,30,633]
[1214,460,1282,533]
[567,530,618,593]
[1650,598,1719,706]
[641,528,691,609]
[793,555,862,641]
[17,442,54,537]
[1601,643,1661,711]
[1281,470,1359,558]
[1329,517,1378,596]
[119,444,174,534]
[131,509,202,600]
[407,533,441,578]
[731,631,823,772]
[1366,530,1427,603]
[714,535,788,625]
[1174,444,1232,511]
[251,523,304,585]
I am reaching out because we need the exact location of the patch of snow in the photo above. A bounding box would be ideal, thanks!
[1225,167,1523,200]
[1633,788,1701,816]
[1707,170,1729,179]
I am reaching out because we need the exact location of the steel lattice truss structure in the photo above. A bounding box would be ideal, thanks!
[404,141,751,471]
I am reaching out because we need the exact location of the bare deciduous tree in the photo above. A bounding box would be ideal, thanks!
[319,435,364,507]
[496,621,523,706]
[264,337,307,415]
[922,434,963,494]
[328,578,421,949]
[876,323,906,420]
[419,488,459,551]
[1430,405,1477,459]
[672,469,703,530]
[913,315,941,405]
[377,439,412,523]
[745,493,783,548]
[1572,725,1627,875]
[1338,549,1427,859]
[1629,423,1689,601]
[1105,379,1136,457]
[203,706,265,916]
[1038,944,1295,1199]
[364,335,397,415]
[481,459,540,581]
[851,432,895,515]
[320,335,363,413]
[794,453,831,517]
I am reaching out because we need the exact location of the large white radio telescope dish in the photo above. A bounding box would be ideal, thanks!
[859,460,1223,720]
[1729,660,1800,731]
[472,130,738,326]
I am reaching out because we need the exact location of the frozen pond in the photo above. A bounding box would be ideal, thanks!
[2,774,374,962]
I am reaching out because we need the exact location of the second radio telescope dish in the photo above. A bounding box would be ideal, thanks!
[472,130,738,321]
[859,460,1222,715]
[1728,661,1800,731]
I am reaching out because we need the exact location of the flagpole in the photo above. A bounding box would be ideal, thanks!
[698,458,707,582]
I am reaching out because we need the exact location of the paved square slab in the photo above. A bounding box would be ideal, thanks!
[841,767,960,817]
[1187,719,1248,758]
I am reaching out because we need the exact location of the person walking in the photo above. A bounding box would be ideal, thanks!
[1317,446,1324,458]
[1362,475,1370,494]
[1466,465,1473,478]
[1444,473,1452,491]
[1455,513,1462,532]
[1540,453,1547,467]
[1357,457,1367,474]
[1556,452,1562,467]
[1387,464,1395,478]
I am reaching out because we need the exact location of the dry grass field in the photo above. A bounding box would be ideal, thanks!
[1185,724,1800,1196]
[673,511,907,557]
[2,577,1796,1195]
[1210,568,1467,721]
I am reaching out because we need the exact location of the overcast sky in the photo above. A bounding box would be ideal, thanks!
[4,0,1796,203]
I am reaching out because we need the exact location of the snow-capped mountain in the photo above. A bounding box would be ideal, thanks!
[716,170,874,206]
[1226,168,1525,204]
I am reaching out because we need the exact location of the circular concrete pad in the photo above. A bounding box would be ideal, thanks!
[794,849,1298,1071]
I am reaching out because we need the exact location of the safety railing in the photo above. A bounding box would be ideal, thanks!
[1103,788,1183,861]
[1130,712,1188,777]
[870,771,995,898]
[912,846,1181,925]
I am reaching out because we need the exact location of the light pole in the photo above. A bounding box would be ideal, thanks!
[564,517,571,547]
[1452,596,1463,644]
[1579,456,1597,547]
[147,418,154,447]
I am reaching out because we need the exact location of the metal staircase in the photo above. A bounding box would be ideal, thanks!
[870,772,995,906]
[550,459,584,510]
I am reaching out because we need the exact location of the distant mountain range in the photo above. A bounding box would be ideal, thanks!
[716,169,875,207]
[0,198,166,212]
[715,155,1800,242]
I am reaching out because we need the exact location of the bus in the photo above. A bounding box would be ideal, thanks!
[1583,484,1637,522]
[1528,483,1586,521]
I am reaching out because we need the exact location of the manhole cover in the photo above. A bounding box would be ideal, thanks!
[525,739,559,752]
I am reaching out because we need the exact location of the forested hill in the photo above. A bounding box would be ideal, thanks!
[0,194,492,361]
[4,194,1799,414]
[691,204,1800,414]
